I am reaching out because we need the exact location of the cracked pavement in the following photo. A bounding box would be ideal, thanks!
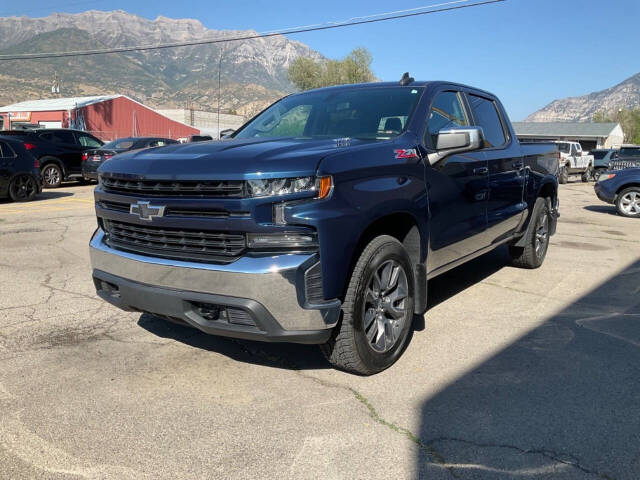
[0,183,639,479]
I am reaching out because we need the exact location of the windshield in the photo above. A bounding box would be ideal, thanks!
[619,147,640,157]
[235,87,423,141]
[102,139,135,150]
[592,151,607,160]
[556,143,570,153]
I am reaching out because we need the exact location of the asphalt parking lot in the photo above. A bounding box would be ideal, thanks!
[1,181,639,480]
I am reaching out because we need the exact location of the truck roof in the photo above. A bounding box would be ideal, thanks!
[291,80,499,100]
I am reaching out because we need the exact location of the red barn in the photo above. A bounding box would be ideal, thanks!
[0,95,199,141]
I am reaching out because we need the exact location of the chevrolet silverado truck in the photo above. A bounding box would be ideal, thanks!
[90,79,559,375]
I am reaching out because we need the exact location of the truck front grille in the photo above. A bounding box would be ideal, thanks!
[101,177,244,197]
[102,219,246,262]
[609,160,640,171]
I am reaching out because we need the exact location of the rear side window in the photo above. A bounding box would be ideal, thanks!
[41,131,76,145]
[620,147,640,157]
[0,141,13,158]
[425,91,469,149]
[77,133,102,148]
[468,94,507,148]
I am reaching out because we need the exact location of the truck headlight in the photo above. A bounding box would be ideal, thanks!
[246,176,332,199]
[246,232,318,249]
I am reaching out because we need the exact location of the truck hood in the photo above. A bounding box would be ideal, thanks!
[98,137,373,180]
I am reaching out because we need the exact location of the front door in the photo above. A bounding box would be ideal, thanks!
[423,90,489,273]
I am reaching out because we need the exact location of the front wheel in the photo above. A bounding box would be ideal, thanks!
[615,187,640,218]
[593,168,605,182]
[321,235,415,375]
[509,197,551,269]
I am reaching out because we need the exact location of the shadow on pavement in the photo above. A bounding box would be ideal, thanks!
[137,313,330,371]
[428,245,510,310]
[0,191,74,204]
[137,247,512,372]
[584,205,618,216]
[417,259,640,479]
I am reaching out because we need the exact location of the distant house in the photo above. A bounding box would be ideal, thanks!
[0,95,199,141]
[512,122,624,151]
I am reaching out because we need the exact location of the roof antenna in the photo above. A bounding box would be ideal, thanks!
[399,72,414,86]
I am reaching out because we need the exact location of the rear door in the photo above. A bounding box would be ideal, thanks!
[0,141,15,190]
[467,93,526,244]
[423,90,489,272]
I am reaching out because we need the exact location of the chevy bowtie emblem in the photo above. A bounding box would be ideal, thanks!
[130,201,166,221]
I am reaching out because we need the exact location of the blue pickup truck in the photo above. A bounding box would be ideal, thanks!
[90,78,559,374]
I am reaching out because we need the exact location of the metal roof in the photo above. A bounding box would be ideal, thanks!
[0,95,120,112]
[513,122,620,138]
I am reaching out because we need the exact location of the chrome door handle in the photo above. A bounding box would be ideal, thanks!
[473,167,489,176]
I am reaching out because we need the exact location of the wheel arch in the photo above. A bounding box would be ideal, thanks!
[348,212,427,315]
[616,183,640,195]
[39,156,66,177]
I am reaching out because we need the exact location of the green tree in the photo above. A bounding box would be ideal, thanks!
[593,109,640,144]
[288,47,375,91]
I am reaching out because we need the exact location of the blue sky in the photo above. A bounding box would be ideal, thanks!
[2,0,638,120]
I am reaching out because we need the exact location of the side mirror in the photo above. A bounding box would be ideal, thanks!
[427,127,484,165]
[219,129,235,138]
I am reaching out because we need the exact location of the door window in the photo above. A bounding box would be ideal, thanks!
[77,133,102,148]
[468,94,506,148]
[425,91,469,149]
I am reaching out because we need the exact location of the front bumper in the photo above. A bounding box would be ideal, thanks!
[594,182,615,204]
[90,229,341,343]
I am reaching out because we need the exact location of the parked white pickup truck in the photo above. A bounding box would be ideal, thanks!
[556,141,594,184]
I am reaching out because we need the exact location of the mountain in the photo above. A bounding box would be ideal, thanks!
[0,10,324,116]
[526,73,640,122]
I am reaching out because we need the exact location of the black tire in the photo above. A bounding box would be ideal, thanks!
[321,235,415,375]
[509,197,551,269]
[593,168,605,182]
[615,187,640,218]
[581,171,590,183]
[41,163,62,188]
[558,166,568,184]
[8,174,38,202]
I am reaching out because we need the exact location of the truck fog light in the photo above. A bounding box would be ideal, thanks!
[247,232,318,249]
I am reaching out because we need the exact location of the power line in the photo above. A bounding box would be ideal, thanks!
[0,0,505,61]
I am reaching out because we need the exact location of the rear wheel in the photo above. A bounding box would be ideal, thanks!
[558,166,569,184]
[8,174,38,202]
[615,187,640,218]
[509,197,551,269]
[581,170,590,183]
[321,235,415,375]
[42,163,62,188]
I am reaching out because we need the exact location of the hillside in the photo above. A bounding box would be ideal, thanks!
[527,72,640,122]
[0,10,324,116]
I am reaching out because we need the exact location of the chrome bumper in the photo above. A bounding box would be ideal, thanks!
[89,229,340,332]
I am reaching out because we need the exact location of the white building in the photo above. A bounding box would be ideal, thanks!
[156,109,246,139]
[513,122,624,150]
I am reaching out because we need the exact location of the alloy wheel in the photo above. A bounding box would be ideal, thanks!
[10,175,37,201]
[43,166,60,187]
[363,260,409,353]
[620,191,640,216]
[535,210,549,258]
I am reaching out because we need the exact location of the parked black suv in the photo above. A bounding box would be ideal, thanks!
[0,135,42,202]
[0,129,104,188]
